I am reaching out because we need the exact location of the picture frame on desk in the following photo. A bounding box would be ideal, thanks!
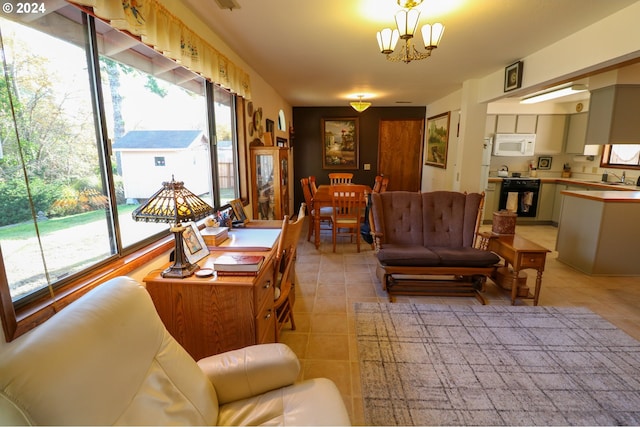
[229,198,248,223]
[182,221,209,264]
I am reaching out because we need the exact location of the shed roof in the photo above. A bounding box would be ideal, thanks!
[112,130,203,150]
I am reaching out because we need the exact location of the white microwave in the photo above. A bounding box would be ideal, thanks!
[492,133,536,156]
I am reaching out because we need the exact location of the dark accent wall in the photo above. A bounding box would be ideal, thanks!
[292,106,426,208]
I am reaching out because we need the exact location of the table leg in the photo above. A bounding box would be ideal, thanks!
[510,269,519,305]
[314,212,321,249]
[533,269,543,306]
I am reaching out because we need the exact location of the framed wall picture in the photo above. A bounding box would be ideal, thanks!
[537,156,552,170]
[504,61,523,92]
[182,221,209,264]
[229,198,248,223]
[276,137,288,147]
[424,112,450,168]
[321,118,359,169]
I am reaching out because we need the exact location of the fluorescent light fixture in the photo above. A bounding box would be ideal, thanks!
[520,84,588,104]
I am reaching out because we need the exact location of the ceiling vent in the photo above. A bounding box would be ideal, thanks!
[214,0,240,10]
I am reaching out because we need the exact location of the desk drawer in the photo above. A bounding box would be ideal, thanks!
[256,304,275,344]
[518,253,546,269]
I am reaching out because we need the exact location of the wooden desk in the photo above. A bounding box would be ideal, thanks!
[144,247,276,361]
[479,232,550,305]
[312,184,372,249]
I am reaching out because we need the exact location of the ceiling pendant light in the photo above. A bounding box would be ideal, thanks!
[350,95,371,113]
[376,0,445,64]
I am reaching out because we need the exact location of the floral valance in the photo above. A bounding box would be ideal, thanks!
[69,0,251,99]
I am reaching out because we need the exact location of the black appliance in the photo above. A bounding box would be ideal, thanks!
[498,178,540,217]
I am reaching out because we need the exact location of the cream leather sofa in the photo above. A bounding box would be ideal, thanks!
[0,277,350,425]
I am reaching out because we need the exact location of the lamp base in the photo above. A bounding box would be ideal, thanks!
[161,261,199,278]
[161,226,200,278]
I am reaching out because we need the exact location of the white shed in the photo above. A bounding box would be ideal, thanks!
[112,130,210,200]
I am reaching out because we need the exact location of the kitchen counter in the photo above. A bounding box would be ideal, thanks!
[555,189,640,275]
[488,176,640,191]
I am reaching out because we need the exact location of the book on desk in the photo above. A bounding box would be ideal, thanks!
[213,254,265,275]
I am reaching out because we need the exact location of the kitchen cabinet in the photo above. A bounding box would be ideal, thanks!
[534,114,566,154]
[535,182,555,222]
[557,190,640,275]
[496,115,517,133]
[552,184,567,224]
[565,112,588,154]
[516,115,537,133]
[485,115,496,137]
[586,84,640,145]
[250,146,289,220]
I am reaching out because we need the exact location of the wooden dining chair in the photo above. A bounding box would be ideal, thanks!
[301,177,331,241]
[273,203,306,342]
[329,184,367,253]
[372,175,390,193]
[309,176,318,195]
[328,172,353,185]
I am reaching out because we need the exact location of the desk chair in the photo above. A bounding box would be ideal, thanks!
[330,184,366,252]
[273,203,306,341]
[328,172,353,185]
[301,177,332,241]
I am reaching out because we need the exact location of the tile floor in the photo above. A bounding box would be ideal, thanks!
[278,222,640,425]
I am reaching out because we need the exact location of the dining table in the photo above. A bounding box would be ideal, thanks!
[311,184,372,249]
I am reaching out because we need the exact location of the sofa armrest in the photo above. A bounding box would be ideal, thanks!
[197,343,300,405]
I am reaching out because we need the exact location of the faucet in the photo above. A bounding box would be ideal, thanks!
[606,170,625,183]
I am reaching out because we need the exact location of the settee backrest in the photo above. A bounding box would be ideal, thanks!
[0,277,219,425]
[371,191,424,246]
[371,191,483,248]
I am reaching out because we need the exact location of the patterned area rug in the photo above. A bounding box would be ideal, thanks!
[355,303,640,426]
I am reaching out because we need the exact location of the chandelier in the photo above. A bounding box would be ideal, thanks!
[350,95,372,112]
[376,0,445,64]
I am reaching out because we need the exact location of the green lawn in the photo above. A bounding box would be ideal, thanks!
[0,205,137,240]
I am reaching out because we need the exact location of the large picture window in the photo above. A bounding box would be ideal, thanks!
[0,4,243,338]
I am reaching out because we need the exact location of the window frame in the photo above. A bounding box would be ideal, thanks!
[0,8,246,342]
[600,144,640,170]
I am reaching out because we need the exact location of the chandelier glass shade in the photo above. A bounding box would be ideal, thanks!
[350,95,371,112]
[376,4,444,64]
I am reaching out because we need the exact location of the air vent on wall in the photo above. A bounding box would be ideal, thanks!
[215,0,240,10]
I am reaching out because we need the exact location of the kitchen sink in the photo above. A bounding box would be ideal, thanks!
[584,181,623,185]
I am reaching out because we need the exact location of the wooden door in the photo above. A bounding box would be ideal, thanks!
[378,119,424,191]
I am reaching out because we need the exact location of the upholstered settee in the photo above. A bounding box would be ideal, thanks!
[370,190,500,303]
[0,277,350,426]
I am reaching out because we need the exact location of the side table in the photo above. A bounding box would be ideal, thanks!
[478,232,550,305]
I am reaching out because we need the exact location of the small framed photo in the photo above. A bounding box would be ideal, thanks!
[504,61,523,92]
[537,156,552,170]
[229,198,248,223]
[182,221,209,264]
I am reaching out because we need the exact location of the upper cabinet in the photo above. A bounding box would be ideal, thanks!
[565,112,589,154]
[496,115,516,133]
[534,115,567,154]
[516,115,537,133]
[586,84,640,144]
[486,113,568,154]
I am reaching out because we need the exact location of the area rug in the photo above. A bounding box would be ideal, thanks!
[355,303,640,426]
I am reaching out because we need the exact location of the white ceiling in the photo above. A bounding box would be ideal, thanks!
[183,0,638,107]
